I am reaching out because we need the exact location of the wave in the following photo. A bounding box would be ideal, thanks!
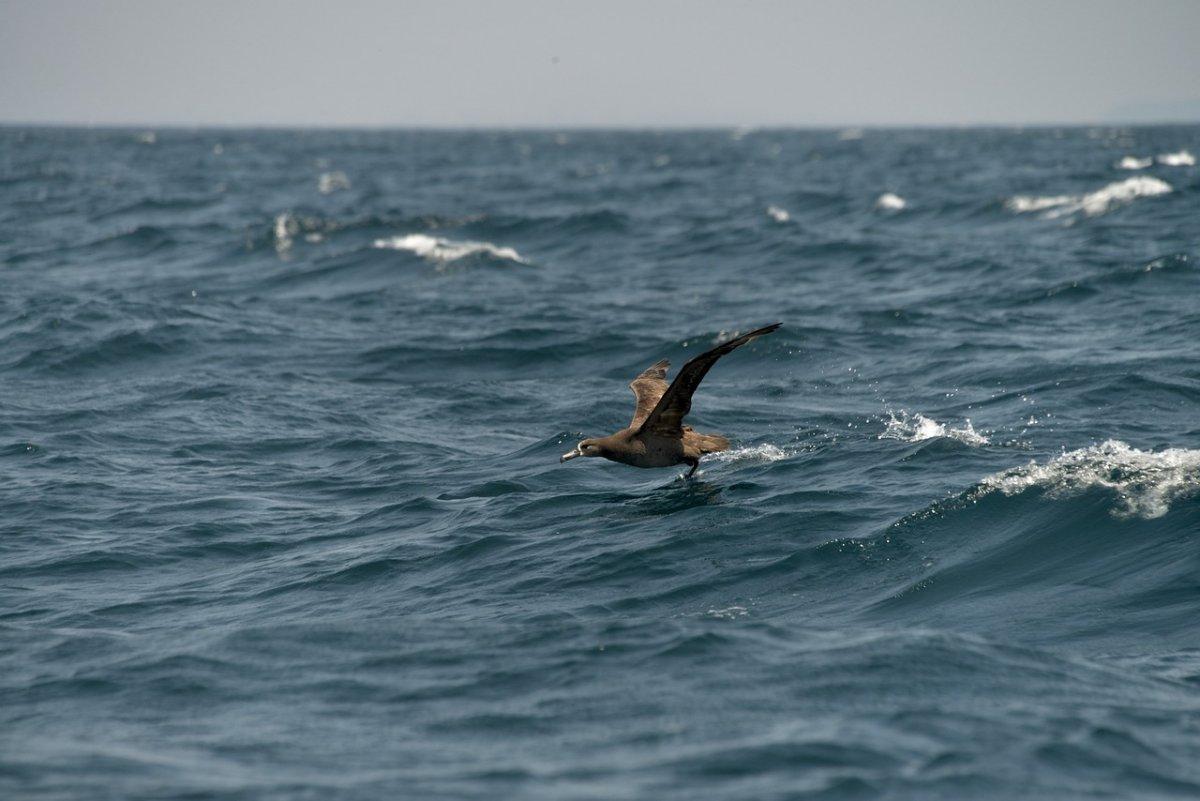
[273,212,298,253]
[89,195,219,222]
[975,439,1200,519]
[1007,176,1172,219]
[372,234,528,265]
[252,210,482,255]
[1157,149,1195,167]
[875,193,907,211]
[317,171,351,194]
[469,208,629,238]
[765,205,790,223]
[879,411,988,446]
[1116,155,1153,170]
[12,324,194,374]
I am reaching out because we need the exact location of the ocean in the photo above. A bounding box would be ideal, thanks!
[2,125,1198,800]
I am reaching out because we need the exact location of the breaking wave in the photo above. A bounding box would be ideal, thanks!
[372,233,528,265]
[1116,155,1153,170]
[1157,149,1195,167]
[1007,176,1172,218]
[880,411,989,446]
[317,171,351,194]
[876,192,907,211]
[975,439,1200,519]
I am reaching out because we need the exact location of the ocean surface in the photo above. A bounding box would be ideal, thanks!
[2,125,1199,800]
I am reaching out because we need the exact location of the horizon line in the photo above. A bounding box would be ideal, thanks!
[3,119,1200,132]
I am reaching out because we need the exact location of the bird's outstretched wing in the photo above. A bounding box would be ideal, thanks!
[629,359,670,428]
[637,323,781,438]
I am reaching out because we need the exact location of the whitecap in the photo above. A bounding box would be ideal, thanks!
[273,212,298,253]
[766,205,790,223]
[1006,195,1075,213]
[837,128,864,141]
[977,439,1200,519]
[1116,155,1152,170]
[880,411,989,446]
[1007,176,1171,219]
[318,171,351,194]
[706,605,748,620]
[1157,149,1195,167]
[876,192,907,211]
[372,233,528,265]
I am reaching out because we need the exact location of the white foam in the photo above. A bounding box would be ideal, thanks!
[317,171,351,194]
[978,439,1200,519]
[1157,149,1196,167]
[1116,156,1153,170]
[706,444,790,464]
[706,605,748,620]
[1007,194,1074,213]
[1007,176,1172,219]
[273,212,298,253]
[880,411,989,446]
[766,205,790,223]
[372,233,528,265]
[837,128,864,141]
[876,192,907,211]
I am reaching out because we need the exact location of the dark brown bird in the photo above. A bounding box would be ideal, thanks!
[560,323,781,477]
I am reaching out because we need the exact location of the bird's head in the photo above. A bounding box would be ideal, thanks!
[560,438,604,463]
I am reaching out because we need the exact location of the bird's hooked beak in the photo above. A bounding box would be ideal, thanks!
[560,447,582,463]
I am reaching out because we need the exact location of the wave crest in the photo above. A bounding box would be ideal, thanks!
[1116,156,1152,170]
[317,171,351,194]
[880,411,988,446]
[372,234,528,265]
[1007,176,1171,219]
[977,440,1200,519]
[1157,150,1195,167]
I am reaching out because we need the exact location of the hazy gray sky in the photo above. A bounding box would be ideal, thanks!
[3,0,1198,127]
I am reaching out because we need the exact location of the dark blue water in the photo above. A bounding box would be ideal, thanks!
[3,126,1199,800]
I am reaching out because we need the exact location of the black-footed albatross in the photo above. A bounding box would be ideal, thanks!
[560,323,781,477]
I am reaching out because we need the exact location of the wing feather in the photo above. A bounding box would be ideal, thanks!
[637,323,781,438]
[629,359,670,428]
